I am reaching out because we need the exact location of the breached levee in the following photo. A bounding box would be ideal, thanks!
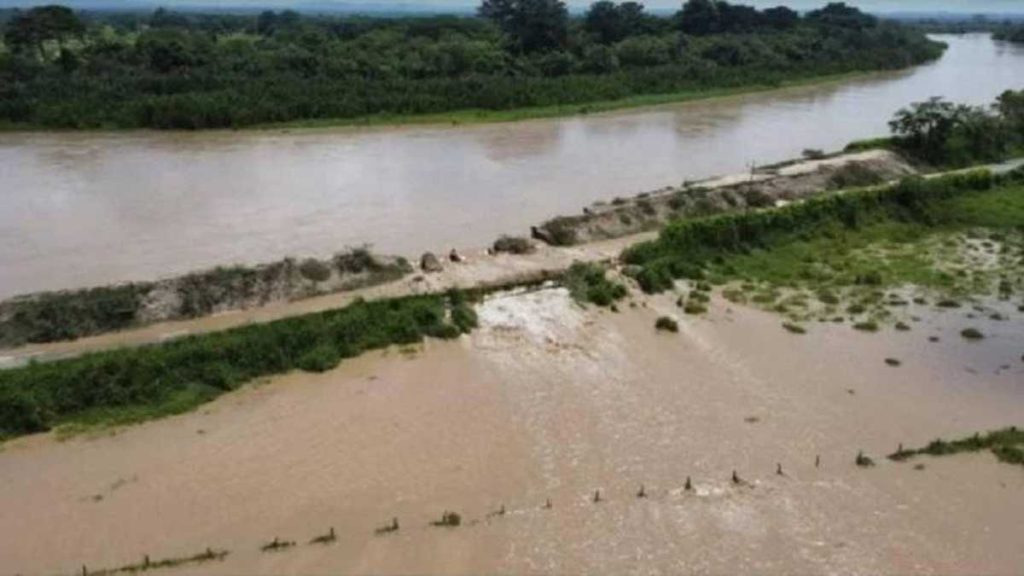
[0,149,915,353]
[530,150,917,246]
[0,248,411,349]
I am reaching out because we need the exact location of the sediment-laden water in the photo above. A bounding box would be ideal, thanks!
[0,290,1021,574]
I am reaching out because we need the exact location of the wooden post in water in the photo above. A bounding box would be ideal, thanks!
[685,476,692,491]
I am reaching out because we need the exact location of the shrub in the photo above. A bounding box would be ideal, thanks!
[855,451,875,467]
[960,327,984,340]
[655,316,679,332]
[564,263,628,307]
[493,236,536,255]
[683,302,707,315]
[827,162,885,190]
[299,258,332,282]
[853,320,879,332]
[297,344,341,373]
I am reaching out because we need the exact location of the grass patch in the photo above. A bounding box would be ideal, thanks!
[888,427,1024,467]
[0,293,477,441]
[622,168,1024,329]
[563,262,628,308]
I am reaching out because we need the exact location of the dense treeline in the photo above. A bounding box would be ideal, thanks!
[0,292,477,439]
[0,1,944,129]
[854,90,1024,167]
[994,26,1024,43]
[622,167,1022,294]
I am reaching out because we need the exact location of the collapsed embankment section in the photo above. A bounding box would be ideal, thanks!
[0,248,411,349]
[531,150,917,246]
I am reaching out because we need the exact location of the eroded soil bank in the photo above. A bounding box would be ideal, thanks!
[1,288,1021,575]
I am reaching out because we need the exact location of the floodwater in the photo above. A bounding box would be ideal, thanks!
[1,290,1021,574]
[1,34,1023,299]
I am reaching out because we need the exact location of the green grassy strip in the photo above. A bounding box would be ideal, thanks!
[622,168,1023,293]
[0,292,477,441]
[888,427,1024,467]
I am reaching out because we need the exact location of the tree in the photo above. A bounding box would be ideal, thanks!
[585,1,624,44]
[889,97,964,163]
[679,0,723,36]
[585,1,649,44]
[806,3,877,30]
[763,6,799,29]
[479,0,568,53]
[3,5,84,58]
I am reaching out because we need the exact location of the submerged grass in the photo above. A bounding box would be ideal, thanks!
[80,548,228,576]
[0,293,477,441]
[889,427,1024,467]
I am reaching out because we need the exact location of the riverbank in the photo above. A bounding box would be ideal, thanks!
[0,71,892,135]
[247,71,885,133]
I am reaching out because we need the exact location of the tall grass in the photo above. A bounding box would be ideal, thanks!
[0,293,476,440]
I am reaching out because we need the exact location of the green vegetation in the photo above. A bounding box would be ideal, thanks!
[889,427,1024,467]
[622,165,1024,328]
[0,2,943,130]
[887,91,1024,167]
[0,292,477,441]
[564,262,628,307]
[655,316,679,332]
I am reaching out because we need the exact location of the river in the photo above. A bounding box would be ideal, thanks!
[1,34,1022,299]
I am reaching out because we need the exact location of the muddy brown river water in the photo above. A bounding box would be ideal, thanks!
[1,34,1023,299]
[1,290,1021,575]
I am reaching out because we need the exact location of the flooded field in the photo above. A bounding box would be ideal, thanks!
[2,35,1024,298]
[2,289,1021,574]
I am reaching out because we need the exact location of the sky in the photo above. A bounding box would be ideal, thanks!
[1,0,1023,14]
